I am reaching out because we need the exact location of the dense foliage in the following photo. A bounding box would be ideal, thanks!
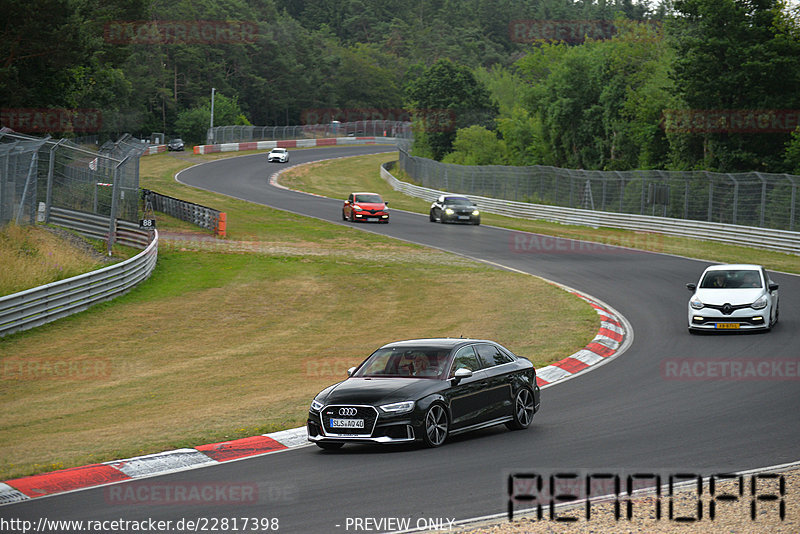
[2,0,798,171]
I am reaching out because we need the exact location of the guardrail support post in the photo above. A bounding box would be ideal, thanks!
[45,139,66,223]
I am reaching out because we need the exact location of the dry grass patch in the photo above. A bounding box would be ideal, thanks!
[0,224,104,296]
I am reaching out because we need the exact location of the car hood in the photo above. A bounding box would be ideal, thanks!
[353,202,386,210]
[322,377,441,405]
[693,288,764,305]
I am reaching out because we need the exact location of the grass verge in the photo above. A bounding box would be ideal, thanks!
[0,224,132,297]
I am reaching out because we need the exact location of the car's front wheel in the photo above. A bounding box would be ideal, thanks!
[506,388,536,430]
[429,209,436,222]
[316,442,344,450]
[423,404,449,447]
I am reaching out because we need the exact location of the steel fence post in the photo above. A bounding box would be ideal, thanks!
[15,149,38,225]
[729,174,739,225]
[107,156,125,255]
[755,172,766,227]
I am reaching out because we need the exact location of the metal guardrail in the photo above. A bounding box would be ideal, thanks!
[0,226,158,337]
[143,190,225,236]
[49,207,151,248]
[381,162,800,255]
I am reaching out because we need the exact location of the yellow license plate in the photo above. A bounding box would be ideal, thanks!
[716,323,740,329]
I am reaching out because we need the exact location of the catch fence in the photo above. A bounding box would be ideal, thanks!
[0,130,145,237]
[398,149,800,231]
[209,121,412,144]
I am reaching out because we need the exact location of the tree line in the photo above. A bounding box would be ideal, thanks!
[2,0,798,173]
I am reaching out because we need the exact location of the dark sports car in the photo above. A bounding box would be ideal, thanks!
[307,338,540,449]
[429,195,480,225]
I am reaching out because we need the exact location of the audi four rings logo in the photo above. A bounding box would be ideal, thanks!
[339,407,358,416]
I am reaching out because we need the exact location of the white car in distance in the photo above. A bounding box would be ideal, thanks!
[268,147,289,163]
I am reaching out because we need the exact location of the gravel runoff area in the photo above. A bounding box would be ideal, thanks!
[443,466,799,534]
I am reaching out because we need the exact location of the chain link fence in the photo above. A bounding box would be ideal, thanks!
[398,148,800,231]
[208,121,412,144]
[0,129,144,228]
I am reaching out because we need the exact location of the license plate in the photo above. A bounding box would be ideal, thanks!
[715,323,740,329]
[458,215,470,220]
[330,418,364,429]
[367,218,378,222]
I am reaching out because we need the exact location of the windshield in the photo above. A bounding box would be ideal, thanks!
[355,194,382,203]
[700,269,762,289]
[272,148,286,153]
[444,197,472,206]
[353,347,450,379]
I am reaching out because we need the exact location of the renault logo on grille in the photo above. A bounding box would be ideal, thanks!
[339,407,358,416]
[722,303,733,315]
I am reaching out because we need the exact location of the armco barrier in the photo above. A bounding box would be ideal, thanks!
[0,227,158,337]
[49,207,151,248]
[193,136,398,155]
[143,190,226,236]
[381,162,800,255]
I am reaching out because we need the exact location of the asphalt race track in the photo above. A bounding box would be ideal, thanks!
[4,145,799,532]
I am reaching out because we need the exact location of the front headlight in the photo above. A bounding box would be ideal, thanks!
[353,205,363,211]
[472,210,480,216]
[445,208,454,215]
[379,401,415,414]
[310,399,324,412]
[751,296,768,310]
[690,298,704,310]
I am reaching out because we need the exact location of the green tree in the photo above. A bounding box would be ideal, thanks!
[667,0,800,171]
[514,20,672,170]
[405,59,498,160]
[442,125,508,165]
[175,93,250,144]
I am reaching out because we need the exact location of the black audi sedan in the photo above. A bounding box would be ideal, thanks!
[307,338,540,449]
[429,195,481,225]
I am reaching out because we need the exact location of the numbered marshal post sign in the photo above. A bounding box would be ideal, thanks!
[139,218,156,230]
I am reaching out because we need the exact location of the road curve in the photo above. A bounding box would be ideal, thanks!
[3,145,799,533]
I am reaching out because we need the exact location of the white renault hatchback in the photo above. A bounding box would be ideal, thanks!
[686,264,779,332]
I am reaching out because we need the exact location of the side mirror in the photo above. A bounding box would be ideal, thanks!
[384,200,389,205]
[347,367,356,377]
[686,283,697,291]
[451,367,473,385]
[769,283,779,291]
